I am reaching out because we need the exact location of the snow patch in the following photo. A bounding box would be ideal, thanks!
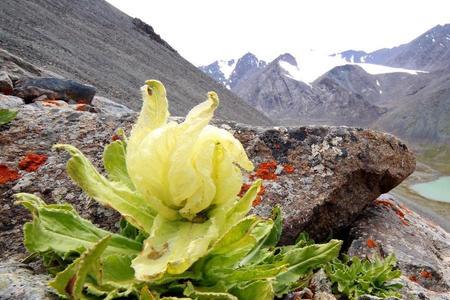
[279,61,311,86]
[276,50,425,84]
[357,63,424,75]
[218,59,237,80]
[376,80,380,87]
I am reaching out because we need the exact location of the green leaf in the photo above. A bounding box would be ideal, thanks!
[16,193,141,258]
[325,254,402,300]
[263,206,282,248]
[53,144,155,232]
[49,235,111,299]
[195,216,273,283]
[0,108,17,125]
[184,282,238,300]
[103,140,134,190]
[132,214,222,281]
[273,239,342,296]
[230,280,274,300]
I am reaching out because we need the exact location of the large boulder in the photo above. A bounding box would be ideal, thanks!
[13,77,96,104]
[91,96,134,117]
[348,195,450,299]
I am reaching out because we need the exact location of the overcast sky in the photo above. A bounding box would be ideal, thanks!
[106,0,450,66]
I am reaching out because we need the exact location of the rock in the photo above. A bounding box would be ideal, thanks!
[241,126,415,243]
[310,269,332,293]
[0,105,415,262]
[132,18,177,53]
[348,195,450,299]
[357,296,397,300]
[0,48,42,81]
[0,260,57,300]
[14,86,59,103]
[284,288,314,300]
[0,94,24,109]
[91,96,134,117]
[0,71,13,95]
[14,77,96,104]
[31,100,69,110]
[314,292,337,300]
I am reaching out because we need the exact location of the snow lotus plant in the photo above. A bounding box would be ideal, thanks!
[16,80,342,300]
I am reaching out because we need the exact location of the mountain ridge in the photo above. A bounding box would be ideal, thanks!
[199,24,450,145]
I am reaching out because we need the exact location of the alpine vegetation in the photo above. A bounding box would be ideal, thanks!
[16,81,401,299]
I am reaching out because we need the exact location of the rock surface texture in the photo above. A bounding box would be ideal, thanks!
[348,195,450,299]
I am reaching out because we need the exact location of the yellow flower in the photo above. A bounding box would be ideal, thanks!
[126,80,253,221]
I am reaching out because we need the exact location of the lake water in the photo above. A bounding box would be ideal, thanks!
[411,176,450,203]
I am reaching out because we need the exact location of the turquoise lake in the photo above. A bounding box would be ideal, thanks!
[411,176,450,203]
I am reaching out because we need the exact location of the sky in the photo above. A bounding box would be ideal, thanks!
[106,0,450,66]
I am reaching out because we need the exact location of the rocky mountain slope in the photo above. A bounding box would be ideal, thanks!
[0,0,272,125]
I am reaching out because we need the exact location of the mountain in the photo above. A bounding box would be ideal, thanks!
[336,24,450,71]
[0,0,272,125]
[201,23,450,146]
[199,53,266,89]
[234,54,386,127]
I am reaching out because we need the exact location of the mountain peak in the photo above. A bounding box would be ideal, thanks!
[199,52,266,89]
[273,53,297,66]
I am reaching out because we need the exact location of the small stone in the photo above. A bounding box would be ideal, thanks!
[310,269,332,293]
[313,292,337,300]
[0,71,13,95]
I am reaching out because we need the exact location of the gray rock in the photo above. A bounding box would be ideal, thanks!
[0,71,13,95]
[0,94,24,109]
[314,292,337,300]
[0,260,57,300]
[91,96,134,117]
[348,195,450,299]
[0,48,42,81]
[310,269,332,293]
[14,77,96,104]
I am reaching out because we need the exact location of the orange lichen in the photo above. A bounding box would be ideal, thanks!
[367,239,377,248]
[374,198,409,226]
[18,152,48,172]
[283,164,295,174]
[75,103,87,111]
[238,183,266,207]
[0,164,21,184]
[41,100,63,107]
[238,183,252,197]
[420,270,432,279]
[409,275,418,282]
[111,134,121,141]
[251,160,278,180]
